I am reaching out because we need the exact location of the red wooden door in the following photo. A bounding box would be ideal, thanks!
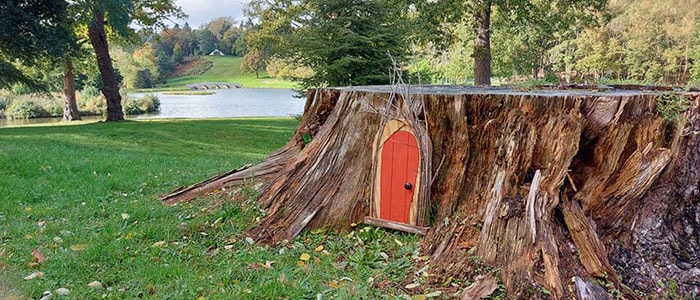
[380,130,419,224]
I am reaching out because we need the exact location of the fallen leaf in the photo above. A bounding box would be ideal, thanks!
[70,244,88,251]
[152,241,167,248]
[375,280,391,289]
[405,283,420,289]
[37,221,46,228]
[24,207,32,212]
[87,281,103,289]
[296,261,304,267]
[278,273,287,284]
[32,249,47,264]
[328,280,340,289]
[426,291,442,298]
[247,263,260,270]
[245,237,254,245]
[23,271,44,280]
[315,245,324,252]
[263,260,275,269]
[121,213,130,220]
[299,253,311,261]
[196,297,206,300]
[53,236,63,244]
[224,245,235,251]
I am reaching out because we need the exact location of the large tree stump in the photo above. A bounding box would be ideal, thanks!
[162,85,700,299]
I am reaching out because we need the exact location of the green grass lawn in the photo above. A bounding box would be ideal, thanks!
[164,57,297,89]
[0,119,425,299]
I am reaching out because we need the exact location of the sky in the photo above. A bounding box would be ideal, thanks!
[174,0,248,29]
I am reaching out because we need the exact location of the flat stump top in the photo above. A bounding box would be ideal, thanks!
[338,84,695,97]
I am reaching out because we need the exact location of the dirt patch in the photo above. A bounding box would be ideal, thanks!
[171,57,213,78]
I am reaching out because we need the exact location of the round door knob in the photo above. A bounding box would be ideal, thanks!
[404,183,413,190]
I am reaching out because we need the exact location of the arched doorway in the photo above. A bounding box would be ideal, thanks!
[379,130,420,223]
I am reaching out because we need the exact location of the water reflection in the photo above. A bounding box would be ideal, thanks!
[0,88,305,128]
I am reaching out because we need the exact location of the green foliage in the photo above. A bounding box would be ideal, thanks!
[656,93,690,121]
[43,99,64,117]
[80,85,101,99]
[245,0,412,89]
[194,30,218,55]
[134,69,154,88]
[302,132,312,144]
[300,0,411,88]
[240,49,267,78]
[6,99,46,119]
[0,0,72,90]
[4,94,68,119]
[123,94,160,115]
[266,57,314,81]
[78,93,107,116]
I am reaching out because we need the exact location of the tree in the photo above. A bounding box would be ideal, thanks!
[0,0,71,90]
[76,0,184,121]
[245,0,412,89]
[473,0,492,85]
[240,49,266,78]
[194,29,217,55]
[62,57,82,121]
[86,2,128,121]
[416,0,606,85]
[206,17,235,40]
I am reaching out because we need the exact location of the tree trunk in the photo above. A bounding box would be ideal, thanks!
[62,57,81,121]
[473,0,492,86]
[163,85,700,299]
[87,8,124,122]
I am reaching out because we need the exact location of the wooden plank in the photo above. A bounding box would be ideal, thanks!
[363,217,428,235]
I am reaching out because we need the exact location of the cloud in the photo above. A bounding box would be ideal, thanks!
[175,0,248,28]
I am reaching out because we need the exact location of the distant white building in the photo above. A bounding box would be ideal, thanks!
[209,49,225,56]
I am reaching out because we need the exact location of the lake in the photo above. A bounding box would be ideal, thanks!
[0,88,305,128]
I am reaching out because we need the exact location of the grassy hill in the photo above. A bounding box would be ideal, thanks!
[164,56,296,89]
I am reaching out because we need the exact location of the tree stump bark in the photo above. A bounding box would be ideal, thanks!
[162,85,700,299]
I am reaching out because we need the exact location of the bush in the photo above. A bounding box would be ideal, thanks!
[43,100,63,117]
[123,94,160,115]
[134,69,154,89]
[7,99,47,119]
[80,85,101,99]
[79,94,107,116]
[0,99,6,119]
